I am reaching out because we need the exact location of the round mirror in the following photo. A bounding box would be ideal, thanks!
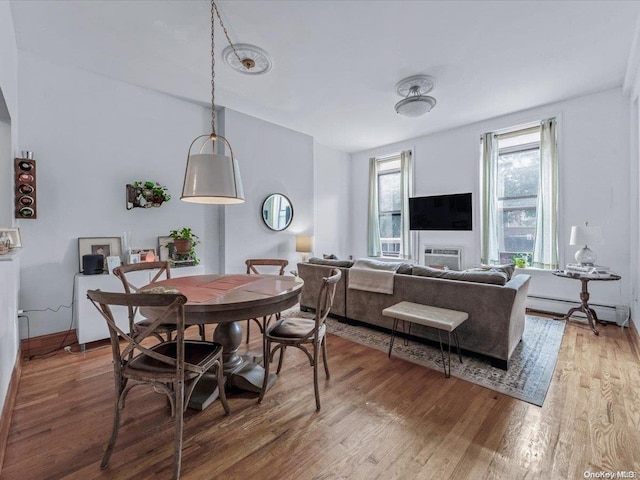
[262,193,293,231]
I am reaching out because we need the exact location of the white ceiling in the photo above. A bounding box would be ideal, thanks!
[9,0,640,153]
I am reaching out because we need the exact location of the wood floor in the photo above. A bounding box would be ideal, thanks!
[2,317,639,480]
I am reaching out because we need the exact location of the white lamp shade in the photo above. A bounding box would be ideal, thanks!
[569,225,603,246]
[295,235,313,253]
[181,153,245,204]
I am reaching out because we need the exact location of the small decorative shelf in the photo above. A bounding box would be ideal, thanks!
[126,181,171,210]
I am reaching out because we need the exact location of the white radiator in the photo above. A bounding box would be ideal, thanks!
[423,246,462,271]
[526,295,630,326]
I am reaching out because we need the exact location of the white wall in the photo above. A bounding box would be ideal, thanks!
[221,109,314,273]
[0,0,19,442]
[313,141,350,259]
[350,87,632,310]
[16,51,219,338]
[0,2,18,227]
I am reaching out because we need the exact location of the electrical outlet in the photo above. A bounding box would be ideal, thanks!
[64,346,71,353]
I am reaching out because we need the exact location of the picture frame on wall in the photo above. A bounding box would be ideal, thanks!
[0,227,22,248]
[77,237,122,272]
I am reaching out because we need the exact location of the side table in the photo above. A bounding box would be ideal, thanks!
[552,271,621,335]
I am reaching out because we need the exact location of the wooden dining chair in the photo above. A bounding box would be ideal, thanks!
[114,261,205,341]
[86,289,230,480]
[258,268,341,411]
[244,258,289,344]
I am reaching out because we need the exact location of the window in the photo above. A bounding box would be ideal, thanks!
[481,118,558,269]
[367,151,413,259]
[496,127,540,264]
[377,158,402,257]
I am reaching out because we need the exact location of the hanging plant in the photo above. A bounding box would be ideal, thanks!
[132,181,171,207]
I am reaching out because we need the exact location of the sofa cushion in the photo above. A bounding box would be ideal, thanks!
[308,257,354,268]
[481,263,515,280]
[396,263,413,275]
[411,265,508,285]
[322,253,338,259]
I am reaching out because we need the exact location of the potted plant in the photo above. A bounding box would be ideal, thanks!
[169,227,200,264]
[513,254,528,268]
[133,181,171,207]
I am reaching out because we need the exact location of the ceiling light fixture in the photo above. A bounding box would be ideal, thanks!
[223,44,272,75]
[394,75,437,117]
[181,0,245,204]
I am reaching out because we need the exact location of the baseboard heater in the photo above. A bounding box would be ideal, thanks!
[526,295,630,326]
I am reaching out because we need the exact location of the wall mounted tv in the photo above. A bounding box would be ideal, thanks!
[409,193,472,231]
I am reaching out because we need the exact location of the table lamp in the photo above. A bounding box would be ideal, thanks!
[296,235,313,262]
[569,221,603,266]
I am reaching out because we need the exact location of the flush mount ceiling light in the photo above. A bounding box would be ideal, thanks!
[223,44,272,75]
[181,0,245,204]
[394,75,437,117]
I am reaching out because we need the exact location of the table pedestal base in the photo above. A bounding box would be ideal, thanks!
[560,277,608,335]
[188,375,221,411]
[227,363,277,393]
[188,320,277,409]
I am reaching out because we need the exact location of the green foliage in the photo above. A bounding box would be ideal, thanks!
[133,181,171,202]
[169,228,200,265]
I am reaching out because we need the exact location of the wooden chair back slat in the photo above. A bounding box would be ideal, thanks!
[245,259,288,276]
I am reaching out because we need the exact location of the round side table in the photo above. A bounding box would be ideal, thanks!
[552,270,621,335]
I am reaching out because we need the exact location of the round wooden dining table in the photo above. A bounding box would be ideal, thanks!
[142,274,303,410]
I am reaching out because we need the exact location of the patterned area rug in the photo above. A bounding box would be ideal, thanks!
[282,310,565,406]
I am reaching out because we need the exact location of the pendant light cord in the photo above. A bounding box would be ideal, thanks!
[211,0,245,136]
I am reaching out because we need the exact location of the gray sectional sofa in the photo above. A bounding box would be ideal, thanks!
[298,259,531,370]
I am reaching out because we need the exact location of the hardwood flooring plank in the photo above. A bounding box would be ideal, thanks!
[2,319,640,479]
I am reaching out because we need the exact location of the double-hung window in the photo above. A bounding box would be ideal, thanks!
[481,118,558,269]
[367,151,413,259]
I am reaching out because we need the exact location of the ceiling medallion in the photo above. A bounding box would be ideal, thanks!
[223,44,273,75]
[394,75,437,117]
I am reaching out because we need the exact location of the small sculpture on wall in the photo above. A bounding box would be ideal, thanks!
[126,181,171,209]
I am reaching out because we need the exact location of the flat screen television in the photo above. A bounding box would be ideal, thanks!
[409,193,472,231]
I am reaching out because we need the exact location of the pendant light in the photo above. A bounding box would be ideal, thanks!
[181,0,245,204]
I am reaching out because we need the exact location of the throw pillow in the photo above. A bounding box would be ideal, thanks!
[323,254,338,259]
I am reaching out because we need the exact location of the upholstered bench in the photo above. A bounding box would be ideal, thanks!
[382,301,468,377]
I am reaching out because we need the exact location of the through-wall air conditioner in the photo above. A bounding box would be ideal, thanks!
[423,246,462,271]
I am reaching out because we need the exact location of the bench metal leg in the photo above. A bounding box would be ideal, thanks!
[388,318,399,357]
[438,329,463,378]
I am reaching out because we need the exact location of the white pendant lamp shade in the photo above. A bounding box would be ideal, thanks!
[181,133,244,204]
[181,152,244,204]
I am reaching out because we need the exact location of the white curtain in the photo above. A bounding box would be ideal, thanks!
[532,118,559,269]
[399,150,413,260]
[367,157,382,257]
[481,133,500,264]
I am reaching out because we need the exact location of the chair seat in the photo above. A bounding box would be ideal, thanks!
[126,340,223,378]
[137,317,177,332]
[267,317,325,340]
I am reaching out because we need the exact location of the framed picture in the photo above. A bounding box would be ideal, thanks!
[132,248,157,262]
[128,253,141,264]
[106,255,122,274]
[78,237,122,272]
[0,227,22,248]
[158,236,173,262]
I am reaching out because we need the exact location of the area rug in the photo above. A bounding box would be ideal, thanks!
[281,310,565,407]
